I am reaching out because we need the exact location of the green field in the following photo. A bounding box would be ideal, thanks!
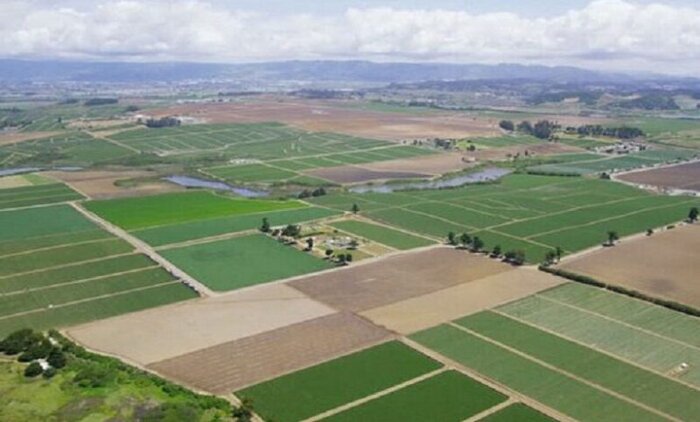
[412,325,667,422]
[236,341,442,422]
[0,183,83,210]
[481,404,555,422]
[135,206,340,247]
[331,220,435,250]
[160,234,332,291]
[0,205,196,336]
[309,174,698,262]
[458,312,700,421]
[499,283,700,387]
[84,191,305,230]
[325,370,506,422]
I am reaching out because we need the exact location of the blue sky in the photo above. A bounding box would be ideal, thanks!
[1,1,699,75]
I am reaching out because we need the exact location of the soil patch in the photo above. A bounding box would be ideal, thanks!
[147,312,392,394]
[0,175,32,189]
[44,170,182,199]
[0,131,62,146]
[560,224,700,308]
[617,161,700,192]
[359,152,475,175]
[289,247,511,312]
[361,268,564,334]
[67,283,335,365]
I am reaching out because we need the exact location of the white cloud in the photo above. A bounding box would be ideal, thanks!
[0,0,699,74]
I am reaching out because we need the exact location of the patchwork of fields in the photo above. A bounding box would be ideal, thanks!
[0,204,197,337]
[310,174,700,262]
[0,182,83,210]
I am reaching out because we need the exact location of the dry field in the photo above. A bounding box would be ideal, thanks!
[305,166,431,184]
[465,142,582,161]
[289,247,511,312]
[45,169,182,199]
[362,268,564,334]
[617,161,700,192]
[147,312,392,394]
[358,152,475,175]
[0,175,32,189]
[150,99,500,141]
[67,284,335,365]
[560,224,700,308]
[0,131,62,146]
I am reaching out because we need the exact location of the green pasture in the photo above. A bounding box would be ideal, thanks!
[458,312,700,421]
[481,404,556,422]
[331,220,434,250]
[0,183,83,210]
[160,234,332,291]
[325,371,506,422]
[0,205,96,242]
[84,191,304,230]
[135,207,339,247]
[237,341,442,422]
[411,325,667,422]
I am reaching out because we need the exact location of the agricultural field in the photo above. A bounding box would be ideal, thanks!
[559,223,700,307]
[413,289,700,422]
[309,174,700,262]
[0,205,197,336]
[617,160,700,192]
[330,219,435,250]
[0,182,83,210]
[160,234,332,292]
[84,190,305,230]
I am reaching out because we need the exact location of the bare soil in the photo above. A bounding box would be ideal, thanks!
[149,99,500,141]
[466,142,582,161]
[67,283,335,365]
[147,312,392,394]
[560,224,700,308]
[617,161,700,192]
[44,169,182,199]
[0,131,62,146]
[289,247,511,312]
[361,268,564,334]
[358,152,476,175]
[0,175,32,189]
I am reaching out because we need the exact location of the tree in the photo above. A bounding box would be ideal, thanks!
[447,232,457,246]
[325,249,334,259]
[646,228,654,236]
[689,207,699,223]
[471,236,484,252]
[607,231,619,246]
[282,224,301,238]
[544,251,557,266]
[0,329,41,355]
[504,250,526,266]
[499,120,515,131]
[555,246,564,262]
[259,218,271,233]
[233,398,254,422]
[348,239,359,250]
[345,253,354,263]
[459,233,472,249]
[47,348,67,369]
[306,238,314,251]
[351,203,360,214]
[24,362,43,378]
[491,245,502,258]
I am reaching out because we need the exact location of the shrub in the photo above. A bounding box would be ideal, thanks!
[0,329,41,355]
[42,367,57,379]
[24,362,43,378]
[73,363,113,388]
[47,348,67,369]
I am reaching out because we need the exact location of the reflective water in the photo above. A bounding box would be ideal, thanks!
[164,176,269,198]
[349,168,511,194]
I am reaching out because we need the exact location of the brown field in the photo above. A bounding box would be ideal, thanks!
[0,175,32,189]
[358,152,475,175]
[305,166,431,184]
[147,312,392,394]
[560,224,700,308]
[149,99,500,140]
[361,268,564,334]
[617,161,700,192]
[0,131,62,146]
[67,284,335,365]
[44,169,182,199]
[466,142,582,161]
[289,247,511,312]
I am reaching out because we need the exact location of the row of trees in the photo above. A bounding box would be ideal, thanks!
[500,120,558,140]
[145,116,181,128]
[447,232,526,265]
[298,187,327,199]
[0,329,67,378]
[565,125,644,139]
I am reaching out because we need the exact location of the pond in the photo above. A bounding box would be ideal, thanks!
[349,168,511,194]
[164,176,269,198]
[0,167,42,177]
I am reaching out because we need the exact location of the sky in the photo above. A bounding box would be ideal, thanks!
[1,0,699,75]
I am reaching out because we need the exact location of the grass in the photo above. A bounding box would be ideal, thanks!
[160,234,332,291]
[330,220,434,250]
[325,370,507,422]
[480,404,555,422]
[0,205,97,243]
[411,325,667,422]
[236,341,442,422]
[0,184,83,210]
[498,293,700,387]
[84,191,305,230]
[135,207,340,247]
[457,311,700,421]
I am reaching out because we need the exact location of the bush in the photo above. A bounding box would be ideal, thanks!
[73,363,113,388]
[24,362,43,378]
[141,402,201,422]
[42,367,57,379]
[47,348,67,369]
[0,329,41,355]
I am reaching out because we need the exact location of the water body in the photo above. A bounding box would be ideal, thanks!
[0,167,42,177]
[164,176,269,198]
[349,168,512,194]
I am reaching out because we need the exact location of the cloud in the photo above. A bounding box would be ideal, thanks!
[0,0,699,74]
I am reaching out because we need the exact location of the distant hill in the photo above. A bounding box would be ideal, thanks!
[0,59,646,84]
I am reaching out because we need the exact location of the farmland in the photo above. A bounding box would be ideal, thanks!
[0,182,83,210]
[161,234,332,292]
[330,219,435,250]
[617,160,700,192]
[0,205,197,337]
[309,174,699,262]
